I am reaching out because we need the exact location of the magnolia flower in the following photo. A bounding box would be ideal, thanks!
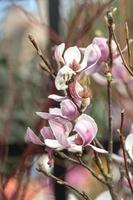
[25,114,107,154]
[125,124,133,160]
[36,98,79,121]
[55,43,101,90]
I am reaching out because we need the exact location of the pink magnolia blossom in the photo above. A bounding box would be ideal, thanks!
[25,114,107,154]
[36,98,79,121]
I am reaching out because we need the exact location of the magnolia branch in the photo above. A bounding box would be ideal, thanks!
[54,151,106,185]
[28,34,55,79]
[36,162,91,200]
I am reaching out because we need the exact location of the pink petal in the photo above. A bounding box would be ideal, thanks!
[79,44,101,73]
[64,46,81,64]
[61,99,79,120]
[74,114,98,146]
[112,57,126,81]
[91,72,107,85]
[92,37,109,61]
[40,127,55,140]
[25,127,44,145]
[49,119,70,147]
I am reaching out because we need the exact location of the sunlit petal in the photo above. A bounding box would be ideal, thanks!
[64,46,81,64]
[54,43,65,64]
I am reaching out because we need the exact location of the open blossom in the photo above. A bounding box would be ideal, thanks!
[54,37,118,91]
[36,98,79,121]
[55,42,101,90]
[25,113,106,153]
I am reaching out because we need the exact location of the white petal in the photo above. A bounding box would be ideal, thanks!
[45,139,62,149]
[89,144,108,153]
[68,144,82,152]
[48,94,67,102]
[54,43,65,64]
[96,191,112,200]
[125,133,133,160]
[64,46,81,64]
[55,65,76,90]
[49,108,62,116]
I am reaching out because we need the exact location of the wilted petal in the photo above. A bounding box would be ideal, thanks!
[40,127,55,140]
[25,127,44,145]
[49,119,70,147]
[64,46,81,64]
[61,99,79,120]
[55,65,76,90]
[89,144,108,153]
[74,114,98,146]
[54,43,65,64]
[125,133,133,160]
[48,94,67,102]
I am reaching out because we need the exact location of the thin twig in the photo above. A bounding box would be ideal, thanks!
[125,22,132,67]
[105,11,118,200]
[39,63,55,79]
[54,151,106,185]
[106,11,114,173]
[117,111,133,194]
[28,34,55,75]
[112,30,133,77]
[37,162,91,200]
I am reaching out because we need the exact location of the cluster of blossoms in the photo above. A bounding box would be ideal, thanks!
[25,36,133,165]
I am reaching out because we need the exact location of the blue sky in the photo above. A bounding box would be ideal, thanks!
[0,0,37,21]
